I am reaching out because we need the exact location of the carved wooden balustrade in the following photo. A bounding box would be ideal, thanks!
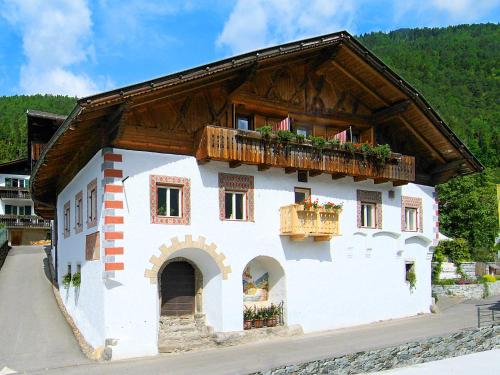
[0,215,51,228]
[280,204,341,241]
[196,126,415,183]
[0,187,31,200]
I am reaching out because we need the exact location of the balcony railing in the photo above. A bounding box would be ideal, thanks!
[196,126,415,183]
[280,204,341,241]
[0,187,31,200]
[0,215,51,228]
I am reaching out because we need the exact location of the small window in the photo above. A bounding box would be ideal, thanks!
[360,202,376,228]
[297,170,308,183]
[224,191,247,220]
[294,187,311,204]
[294,125,311,137]
[157,186,182,217]
[236,115,253,131]
[87,179,98,228]
[5,205,13,215]
[75,191,83,233]
[404,207,418,231]
[405,262,415,282]
[63,201,71,238]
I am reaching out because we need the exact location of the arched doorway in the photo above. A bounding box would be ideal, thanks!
[160,260,201,316]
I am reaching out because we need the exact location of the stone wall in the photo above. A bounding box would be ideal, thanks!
[251,325,499,375]
[432,281,500,299]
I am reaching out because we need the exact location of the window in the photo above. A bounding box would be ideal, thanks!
[236,114,253,131]
[5,205,14,215]
[63,201,71,238]
[18,206,31,216]
[360,202,376,228]
[75,191,83,233]
[219,173,254,222]
[224,191,246,220]
[401,196,423,233]
[405,262,415,283]
[157,186,182,217]
[294,187,311,204]
[405,207,418,231]
[297,170,308,183]
[357,190,382,229]
[150,175,191,225]
[5,205,30,215]
[87,179,97,228]
[294,124,311,137]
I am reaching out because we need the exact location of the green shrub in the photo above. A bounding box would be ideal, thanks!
[62,273,72,289]
[481,274,496,283]
[434,238,471,265]
[433,278,458,285]
[256,125,273,138]
[308,135,327,149]
[72,271,81,287]
[276,130,295,143]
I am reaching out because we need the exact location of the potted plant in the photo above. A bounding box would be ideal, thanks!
[256,125,273,140]
[243,305,254,330]
[72,271,81,288]
[265,304,278,327]
[62,272,72,289]
[324,201,343,211]
[254,307,264,328]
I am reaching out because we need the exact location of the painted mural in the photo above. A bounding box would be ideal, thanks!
[243,265,269,302]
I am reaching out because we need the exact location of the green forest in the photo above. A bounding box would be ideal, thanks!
[0,24,498,258]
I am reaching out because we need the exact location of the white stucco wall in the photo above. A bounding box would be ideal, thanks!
[55,152,106,349]
[57,148,436,359]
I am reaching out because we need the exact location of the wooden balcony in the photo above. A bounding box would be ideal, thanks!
[280,204,341,241]
[0,215,51,229]
[0,187,31,200]
[196,126,415,183]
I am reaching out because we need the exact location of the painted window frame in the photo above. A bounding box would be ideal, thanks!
[357,190,382,229]
[401,196,423,233]
[219,173,254,222]
[87,179,98,228]
[75,191,83,234]
[150,175,191,225]
[63,201,71,238]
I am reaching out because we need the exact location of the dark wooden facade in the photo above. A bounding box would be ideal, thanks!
[30,31,483,219]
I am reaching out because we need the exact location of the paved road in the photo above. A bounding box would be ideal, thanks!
[0,246,89,374]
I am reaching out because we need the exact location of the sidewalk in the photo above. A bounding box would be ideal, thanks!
[32,295,499,375]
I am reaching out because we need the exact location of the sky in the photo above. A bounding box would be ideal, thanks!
[0,0,499,97]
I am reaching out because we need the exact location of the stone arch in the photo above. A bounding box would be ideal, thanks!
[144,235,231,284]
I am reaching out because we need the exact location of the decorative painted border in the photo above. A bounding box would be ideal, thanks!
[401,196,423,233]
[356,190,382,229]
[87,178,98,228]
[63,200,71,238]
[432,190,439,246]
[75,191,83,234]
[144,234,231,284]
[101,149,125,275]
[150,175,191,225]
[218,173,254,221]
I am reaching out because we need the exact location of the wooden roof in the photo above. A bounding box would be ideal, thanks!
[30,31,483,219]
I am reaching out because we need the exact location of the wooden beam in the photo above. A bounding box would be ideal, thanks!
[374,178,389,184]
[392,180,408,187]
[430,159,466,175]
[229,161,242,168]
[397,115,446,164]
[331,61,388,106]
[331,173,345,180]
[285,167,297,174]
[309,170,322,177]
[371,100,411,123]
[353,176,367,182]
[258,164,271,171]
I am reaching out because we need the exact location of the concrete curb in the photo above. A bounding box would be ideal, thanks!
[45,247,106,361]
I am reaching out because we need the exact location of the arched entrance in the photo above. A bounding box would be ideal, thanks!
[159,259,203,316]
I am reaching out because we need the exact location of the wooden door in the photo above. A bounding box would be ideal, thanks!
[11,230,22,246]
[160,262,195,316]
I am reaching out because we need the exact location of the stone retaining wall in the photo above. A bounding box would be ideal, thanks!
[433,281,500,299]
[251,325,499,375]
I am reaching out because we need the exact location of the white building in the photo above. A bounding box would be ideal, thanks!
[30,32,483,360]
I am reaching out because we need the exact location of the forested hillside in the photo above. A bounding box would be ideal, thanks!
[0,24,498,256]
[0,95,76,163]
[358,23,499,169]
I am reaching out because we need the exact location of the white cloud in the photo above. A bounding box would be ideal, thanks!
[1,0,111,96]
[217,0,356,55]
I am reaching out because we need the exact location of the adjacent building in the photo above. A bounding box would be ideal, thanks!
[30,32,483,359]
